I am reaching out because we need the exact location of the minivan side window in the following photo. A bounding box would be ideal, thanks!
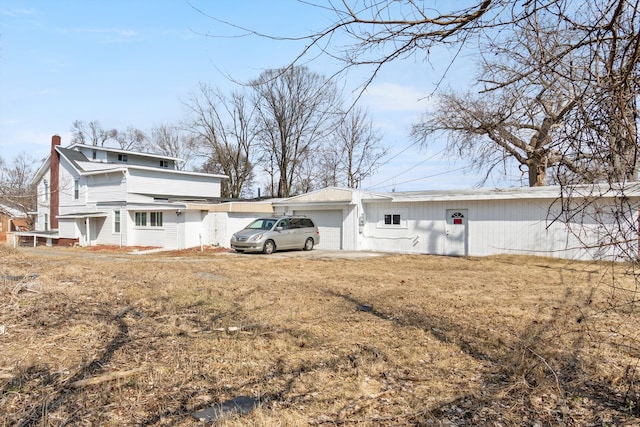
[289,218,301,229]
[277,219,288,229]
[300,218,314,228]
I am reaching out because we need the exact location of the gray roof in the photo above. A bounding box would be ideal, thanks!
[57,147,89,171]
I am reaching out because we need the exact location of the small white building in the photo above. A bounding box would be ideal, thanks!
[272,186,640,261]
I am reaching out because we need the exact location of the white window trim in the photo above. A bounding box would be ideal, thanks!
[377,210,408,229]
[133,211,164,229]
[113,210,121,234]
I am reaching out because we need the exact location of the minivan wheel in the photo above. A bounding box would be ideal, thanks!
[303,237,314,251]
[263,240,276,254]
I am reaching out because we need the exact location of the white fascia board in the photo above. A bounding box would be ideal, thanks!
[30,155,52,186]
[126,165,227,180]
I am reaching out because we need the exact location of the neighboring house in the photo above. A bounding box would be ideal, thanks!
[0,201,29,243]
[271,186,640,261]
[29,135,227,248]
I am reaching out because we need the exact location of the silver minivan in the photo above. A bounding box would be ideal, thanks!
[230,216,320,254]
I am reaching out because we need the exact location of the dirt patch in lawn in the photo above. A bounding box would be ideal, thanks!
[1,246,638,426]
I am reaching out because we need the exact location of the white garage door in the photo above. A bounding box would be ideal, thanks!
[295,210,343,250]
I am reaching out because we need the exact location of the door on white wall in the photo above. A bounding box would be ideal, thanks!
[445,209,468,256]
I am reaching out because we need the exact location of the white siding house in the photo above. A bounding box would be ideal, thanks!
[272,186,640,261]
[30,135,227,249]
[26,136,640,261]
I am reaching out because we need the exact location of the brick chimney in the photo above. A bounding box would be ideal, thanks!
[50,135,61,230]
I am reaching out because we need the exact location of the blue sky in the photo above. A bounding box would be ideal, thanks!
[0,1,520,193]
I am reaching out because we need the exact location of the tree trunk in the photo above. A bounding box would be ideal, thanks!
[528,155,547,187]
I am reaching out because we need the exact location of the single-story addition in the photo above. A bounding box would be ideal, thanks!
[269,185,640,261]
[29,135,227,249]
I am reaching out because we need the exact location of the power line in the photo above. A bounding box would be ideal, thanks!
[365,165,468,191]
[367,147,447,188]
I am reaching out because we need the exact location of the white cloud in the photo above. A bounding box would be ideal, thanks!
[0,8,36,17]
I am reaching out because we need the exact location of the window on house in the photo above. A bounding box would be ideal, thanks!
[160,160,169,168]
[92,150,97,160]
[74,179,79,200]
[44,213,49,231]
[135,212,147,226]
[150,212,163,227]
[44,180,49,201]
[384,214,401,225]
[118,154,128,162]
[114,210,121,233]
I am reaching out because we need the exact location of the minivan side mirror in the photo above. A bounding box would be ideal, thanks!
[275,226,283,231]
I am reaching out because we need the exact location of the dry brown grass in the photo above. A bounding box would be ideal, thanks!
[1,245,639,426]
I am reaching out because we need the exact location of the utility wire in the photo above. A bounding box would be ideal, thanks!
[367,146,447,189]
[366,165,468,191]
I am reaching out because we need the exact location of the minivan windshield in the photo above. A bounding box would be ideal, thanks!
[245,218,276,230]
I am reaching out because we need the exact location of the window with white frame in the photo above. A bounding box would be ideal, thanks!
[378,209,407,228]
[134,211,163,227]
[118,154,128,162]
[135,212,147,227]
[114,210,121,233]
[384,214,401,225]
[150,211,163,227]
[74,179,79,200]
[44,213,49,231]
[160,160,169,168]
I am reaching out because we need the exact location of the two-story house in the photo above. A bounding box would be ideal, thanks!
[30,135,227,249]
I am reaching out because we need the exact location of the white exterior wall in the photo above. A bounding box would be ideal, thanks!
[84,173,126,203]
[212,213,261,248]
[58,219,78,240]
[57,158,83,216]
[93,207,128,246]
[34,175,49,231]
[183,210,205,249]
[74,146,177,169]
[127,169,221,199]
[361,197,621,260]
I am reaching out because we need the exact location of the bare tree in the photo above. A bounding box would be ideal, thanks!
[112,126,147,151]
[70,120,117,146]
[71,121,148,152]
[251,66,341,197]
[331,107,386,188]
[150,123,196,171]
[0,153,37,218]
[184,83,257,198]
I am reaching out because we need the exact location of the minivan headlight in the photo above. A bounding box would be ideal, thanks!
[248,233,263,242]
